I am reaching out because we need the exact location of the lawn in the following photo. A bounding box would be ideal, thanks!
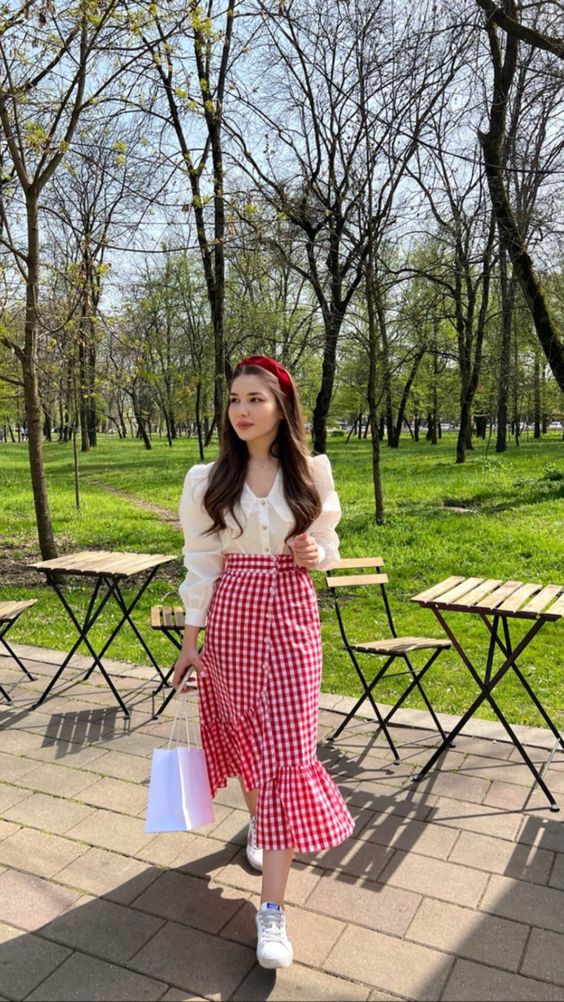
[1,430,563,726]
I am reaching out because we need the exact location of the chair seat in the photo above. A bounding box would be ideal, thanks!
[350,636,451,655]
[150,605,185,631]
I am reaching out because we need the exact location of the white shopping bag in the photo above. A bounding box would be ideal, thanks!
[145,692,215,833]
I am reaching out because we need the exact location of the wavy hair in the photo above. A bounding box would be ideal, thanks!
[203,363,321,539]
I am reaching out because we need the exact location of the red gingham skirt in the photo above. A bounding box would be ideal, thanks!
[198,553,354,852]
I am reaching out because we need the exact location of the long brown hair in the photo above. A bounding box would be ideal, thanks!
[203,363,321,539]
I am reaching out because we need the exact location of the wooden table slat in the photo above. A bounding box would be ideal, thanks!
[475,581,524,610]
[28,550,109,571]
[446,579,504,610]
[433,577,485,606]
[0,599,37,621]
[520,584,564,616]
[174,607,186,629]
[411,576,466,604]
[544,593,564,620]
[497,582,544,613]
[30,551,175,578]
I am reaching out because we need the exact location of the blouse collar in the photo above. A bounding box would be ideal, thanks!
[241,468,291,519]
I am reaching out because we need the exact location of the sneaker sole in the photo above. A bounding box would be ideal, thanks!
[246,852,263,872]
[257,953,293,969]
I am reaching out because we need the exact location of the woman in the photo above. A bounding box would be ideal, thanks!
[173,355,354,969]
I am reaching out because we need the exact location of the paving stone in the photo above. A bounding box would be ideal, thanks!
[413,769,490,805]
[129,919,256,998]
[172,835,241,878]
[98,732,161,758]
[55,847,161,903]
[131,869,248,934]
[136,830,207,868]
[483,780,553,812]
[407,897,528,970]
[26,951,166,1001]
[3,792,95,835]
[364,814,459,860]
[39,893,164,962]
[324,923,452,1001]
[313,836,393,882]
[0,750,40,782]
[549,852,564,889]
[0,870,80,931]
[0,781,31,813]
[0,819,19,841]
[481,873,564,934]
[462,754,549,788]
[446,736,515,760]
[65,807,155,855]
[156,992,207,1002]
[515,815,564,854]
[307,871,420,936]
[345,780,435,821]
[221,892,345,967]
[12,762,99,797]
[0,728,45,755]
[160,992,208,1002]
[429,795,523,840]
[212,779,247,811]
[80,749,152,783]
[24,743,109,769]
[442,958,564,1001]
[217,850,321,905]
[233,962,371,1001]
[0,827,86,878]
[206,806,249,846]
[521,926,564,986]
[378,849,488,907]
[449,830,554,884]
[76,775,149,816]
[0,920,72,1000]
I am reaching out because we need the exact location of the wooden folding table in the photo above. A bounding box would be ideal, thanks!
[411,576,564,810]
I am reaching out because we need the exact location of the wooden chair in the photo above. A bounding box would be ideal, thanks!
[326,558,451,760]
[149,605,186,715]
[0,599,37,702]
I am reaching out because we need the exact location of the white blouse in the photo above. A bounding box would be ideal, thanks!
[179,454,341,627]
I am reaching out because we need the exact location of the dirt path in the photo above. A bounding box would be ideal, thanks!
[0,481,181,588]
[86,478,182,530]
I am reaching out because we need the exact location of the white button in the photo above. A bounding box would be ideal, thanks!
[261,524,268,531]
[260,499,266,505]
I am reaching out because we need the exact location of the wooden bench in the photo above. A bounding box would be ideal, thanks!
[0,599,37,702]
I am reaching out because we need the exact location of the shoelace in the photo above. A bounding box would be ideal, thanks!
[257,909,286,942]
[248,818,257,850]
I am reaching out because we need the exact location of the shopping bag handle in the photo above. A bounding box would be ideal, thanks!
[167,690,196,750]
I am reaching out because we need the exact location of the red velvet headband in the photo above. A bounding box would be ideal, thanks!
[238,355,294,402]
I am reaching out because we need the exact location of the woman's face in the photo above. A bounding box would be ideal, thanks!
[228,374,283,447]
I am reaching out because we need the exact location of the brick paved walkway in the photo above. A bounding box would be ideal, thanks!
[0,644,563,1001]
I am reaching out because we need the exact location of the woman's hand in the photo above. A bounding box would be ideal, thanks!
[172,644,205,693]
[290,533,319,569]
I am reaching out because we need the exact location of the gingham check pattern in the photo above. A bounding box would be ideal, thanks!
[199,553,354,852]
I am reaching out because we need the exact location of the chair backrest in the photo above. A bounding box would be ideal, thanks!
[326,557,397,643]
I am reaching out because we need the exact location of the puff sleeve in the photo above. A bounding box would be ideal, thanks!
[309,454,341,570]
[178,464,224,628]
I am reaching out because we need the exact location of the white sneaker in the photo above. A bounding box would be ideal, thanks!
[256,902,293,969]
[246,816,263,872]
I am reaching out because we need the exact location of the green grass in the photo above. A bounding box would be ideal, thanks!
[1,431,563,726]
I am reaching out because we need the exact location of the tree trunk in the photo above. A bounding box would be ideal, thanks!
[533,354,541,438]
[23,189,57,559]
[495,249,514,452]
[312,312,342,453]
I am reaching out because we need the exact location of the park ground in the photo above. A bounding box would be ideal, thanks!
[0,431,563,726]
